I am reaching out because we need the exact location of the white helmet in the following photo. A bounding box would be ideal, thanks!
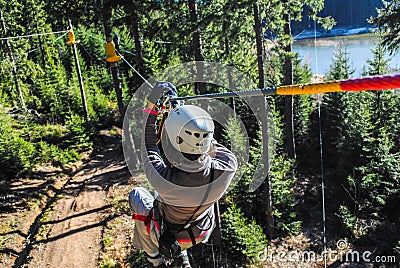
[164,105,214,154]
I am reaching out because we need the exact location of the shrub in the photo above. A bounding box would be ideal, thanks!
[64,113,94,151]
[0,113,36,176]
[270,155,302,235]
[221,204,268,265]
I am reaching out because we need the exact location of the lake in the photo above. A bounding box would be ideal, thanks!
[292,34,400,77]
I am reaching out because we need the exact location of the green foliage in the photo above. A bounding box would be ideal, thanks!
[0,114,36,176]
[293,56,313,84]
[326,44,355,80]
[269,155,301,234]
[0,111,81,177]
[352,129,400,216]
[221,204,268,265]
[373,0,400,54]
[223,120,260,217]
[337,205,358,234]
[361,36,391,76]
[64,113,94,151]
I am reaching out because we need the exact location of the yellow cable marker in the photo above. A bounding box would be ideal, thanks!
[105,41,122,63]
[66,30,79,46]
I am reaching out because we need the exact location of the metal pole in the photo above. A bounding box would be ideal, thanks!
[69,20,89,121]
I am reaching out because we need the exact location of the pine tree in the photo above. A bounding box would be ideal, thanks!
[322,44,356,174]
[348,37,400,221]
[373,0,400,54]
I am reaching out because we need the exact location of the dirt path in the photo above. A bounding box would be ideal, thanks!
[25,144,130,268]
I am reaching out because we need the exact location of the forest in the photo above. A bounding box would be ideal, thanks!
[0,0,399,267]
[292,0,384,33]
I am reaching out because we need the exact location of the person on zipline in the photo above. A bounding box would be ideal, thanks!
[129,82,238,267]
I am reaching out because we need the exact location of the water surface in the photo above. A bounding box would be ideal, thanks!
[292,34,400,77]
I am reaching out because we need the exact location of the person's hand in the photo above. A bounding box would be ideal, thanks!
[147,81,178,105]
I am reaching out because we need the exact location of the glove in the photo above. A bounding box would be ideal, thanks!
[147,81,178,105]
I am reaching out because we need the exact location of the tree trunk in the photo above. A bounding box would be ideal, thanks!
[283,12,296,159]
[128,6,145,75]
[1,9,26,110]
[253,2,264,89]
[36,20,46,67]
[254,2,274,239]
[188,0,206,96]
[102,1,125,122]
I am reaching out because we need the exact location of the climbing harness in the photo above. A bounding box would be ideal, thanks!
[157,164,215,258]
[132,164,215,266]
[132,210,152,235]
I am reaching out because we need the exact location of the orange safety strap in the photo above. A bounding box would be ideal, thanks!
[132,212,152,235]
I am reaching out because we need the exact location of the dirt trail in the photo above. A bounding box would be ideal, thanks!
[25,144,130,268]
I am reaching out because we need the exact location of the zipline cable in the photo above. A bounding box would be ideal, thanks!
[0,30,68,40]
[314,19,319,75]
[119,51,154,89]
[314,20,326,268]
[29,31,69,54]
[317,95,327,268]
[1,30,69,60]
[171,74,400,100]
[78,31,153,88]
[53,30,69,43]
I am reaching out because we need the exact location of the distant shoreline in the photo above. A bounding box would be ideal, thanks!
[293,26,377,42]
[294,33,378,47]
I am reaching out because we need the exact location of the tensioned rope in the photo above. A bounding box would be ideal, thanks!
[172,74,400,100]
[317,95,327,268]
[120,55,154,89]
[313,19,326,268]
[314,19,319,76]
[9,30,70,59]
[77,31,154,89]
[0,30,68,40]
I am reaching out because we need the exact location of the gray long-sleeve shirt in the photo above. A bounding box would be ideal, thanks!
[142,112,237,225]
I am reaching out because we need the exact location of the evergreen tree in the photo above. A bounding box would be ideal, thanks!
[322,44,356,174]
[373,0,400,54]
[361,38,390,77]
[347,37,400,223]
[326,44,355,80]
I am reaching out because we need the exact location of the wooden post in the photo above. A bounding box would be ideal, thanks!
[110,60,125,120]
[69,20,89,121]
[1,9,26,110]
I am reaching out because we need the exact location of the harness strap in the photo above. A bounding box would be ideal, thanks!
[180,163,215,232]
[178,163,215,246]
[132,211,152,235]
[187,228,196,246]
